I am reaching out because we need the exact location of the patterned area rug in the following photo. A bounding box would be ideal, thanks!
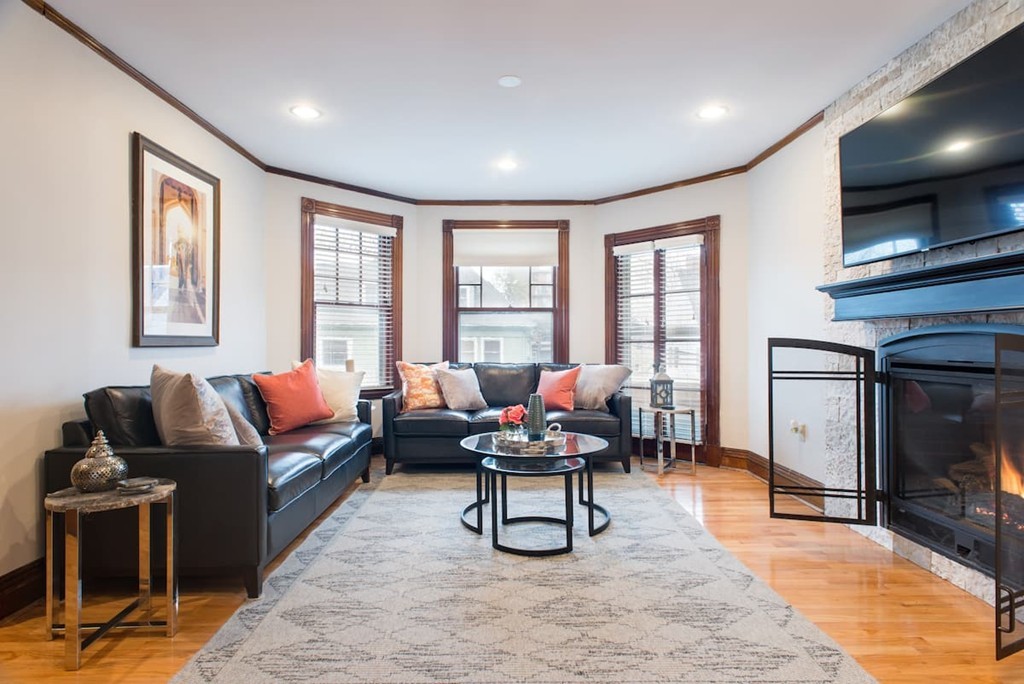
[172,466,874,683]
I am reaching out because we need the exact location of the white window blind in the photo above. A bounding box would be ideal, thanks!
[615,238,704,443]
[453,229,559,266]
[313,217,395,390]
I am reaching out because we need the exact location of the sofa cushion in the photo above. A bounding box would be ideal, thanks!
[264,425,368,479]
[474,363,537,407]
[574,364,632,412]
[83,386,160,447]
[151,365,240,446]
[468,407,504,434]
[266,449,323,512]
[392,409,471,436]
[252,360,334,434]
[435,367,487,410]
[544,409,622,437]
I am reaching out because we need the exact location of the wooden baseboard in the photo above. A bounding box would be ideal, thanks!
[720,447,824,510]
[0,558,44,620]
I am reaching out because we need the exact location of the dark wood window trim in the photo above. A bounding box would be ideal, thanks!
[442,219,569,363]
[300,197,403,399]
[604,215,721,465]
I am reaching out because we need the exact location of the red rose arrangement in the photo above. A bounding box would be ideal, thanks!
[499,404,527,430]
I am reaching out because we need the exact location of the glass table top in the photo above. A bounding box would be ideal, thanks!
[460,431,608,459]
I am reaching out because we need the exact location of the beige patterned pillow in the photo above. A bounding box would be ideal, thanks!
[396,361,449,411]
[151,365,240,446]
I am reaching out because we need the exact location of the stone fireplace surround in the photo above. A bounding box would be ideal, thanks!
[821,0,1024,605]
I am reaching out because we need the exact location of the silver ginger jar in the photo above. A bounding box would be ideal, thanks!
[71,431,128,492]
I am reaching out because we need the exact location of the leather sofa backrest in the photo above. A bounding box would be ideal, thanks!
[83,372,275,445]
[83,386,160,447]
[235,374,273,435]
[473,363,538,407]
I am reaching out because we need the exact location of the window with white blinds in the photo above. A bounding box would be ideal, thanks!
[301,199,402,395]
[614,237,704,443]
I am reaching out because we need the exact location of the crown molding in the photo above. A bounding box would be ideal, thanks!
[26,0,824,208]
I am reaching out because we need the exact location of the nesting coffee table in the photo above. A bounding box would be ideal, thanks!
[459,432,610,556]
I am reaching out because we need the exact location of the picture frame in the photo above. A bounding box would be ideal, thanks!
[132,132,220,347]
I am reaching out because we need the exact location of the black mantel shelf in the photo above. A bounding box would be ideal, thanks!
[817,250,1024,321]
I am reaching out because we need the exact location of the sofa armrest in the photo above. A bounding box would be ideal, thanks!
[607,391,632,459]
[382,389,403,464]
[44,444,269,570]
[357,399,371,425]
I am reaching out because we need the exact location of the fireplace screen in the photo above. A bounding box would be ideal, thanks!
[996,333,1024,660]
[767,338,876,525]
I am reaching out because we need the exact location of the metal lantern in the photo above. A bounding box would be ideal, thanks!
[650,365,674,408]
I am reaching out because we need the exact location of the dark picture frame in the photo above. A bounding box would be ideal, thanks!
[132,133,220,347]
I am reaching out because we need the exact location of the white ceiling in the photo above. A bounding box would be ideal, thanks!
[46,0,974,200]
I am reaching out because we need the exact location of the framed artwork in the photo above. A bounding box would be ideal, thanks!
[132,133,220,347]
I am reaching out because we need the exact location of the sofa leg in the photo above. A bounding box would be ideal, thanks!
[244,566,264,599]
[622,457,631,473]
[385,459,395,475]
[361,464,370,483]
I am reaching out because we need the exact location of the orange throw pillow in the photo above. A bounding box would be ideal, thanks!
[251,360,333,434]
[396,361,449,411]
[537,366,582,411]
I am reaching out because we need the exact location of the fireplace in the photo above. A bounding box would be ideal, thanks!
[769,326,1024,659]
[882,330,1002,575]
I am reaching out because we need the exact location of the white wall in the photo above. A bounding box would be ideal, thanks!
[262,176,416,370]
[746,124,829,479]
[594,174,752,450]
[0,4,268,576]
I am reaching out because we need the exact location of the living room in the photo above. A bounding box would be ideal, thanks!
[3,0,1024,681]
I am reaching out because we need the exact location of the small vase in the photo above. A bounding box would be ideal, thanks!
[71,431,128,492]
[526,393,546,442]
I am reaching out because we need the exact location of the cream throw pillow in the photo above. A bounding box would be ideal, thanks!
[292,361,364,423]
[574,364,632,412]
[435,367,487,410]
[150,365,240,446]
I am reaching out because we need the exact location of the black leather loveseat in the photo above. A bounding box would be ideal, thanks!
[44,373,371,598]
[383,363,631,474]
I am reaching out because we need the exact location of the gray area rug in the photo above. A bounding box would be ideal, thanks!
[173,466,874,683]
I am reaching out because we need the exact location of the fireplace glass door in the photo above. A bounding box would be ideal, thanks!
[996,333,1024,659]
[768,338,876,525]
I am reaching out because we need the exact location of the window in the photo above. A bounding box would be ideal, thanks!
[443,220,569,363]
[605,216,720,457]
[301,198,402,397]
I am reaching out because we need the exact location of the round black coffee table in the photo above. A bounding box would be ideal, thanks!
[459,432,611,554]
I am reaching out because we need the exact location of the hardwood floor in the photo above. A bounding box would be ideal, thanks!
[0,456,1019,682]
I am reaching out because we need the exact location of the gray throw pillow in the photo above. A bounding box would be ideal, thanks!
[435,367,487,410]
[574,364,632,412]
[226,402,263,446]
[151,365,240,446]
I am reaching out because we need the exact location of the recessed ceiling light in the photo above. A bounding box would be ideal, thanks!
[696,104,729,120]
[497,75,522,88]
[945,139,972,153]
[289,104,322,120]
[496,157,518,171]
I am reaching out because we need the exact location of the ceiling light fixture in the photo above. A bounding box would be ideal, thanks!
[496,158,518,171]
[696,104,729,120]
[945,139,972,153]
[289,104,322,120]
[497,75,522,88]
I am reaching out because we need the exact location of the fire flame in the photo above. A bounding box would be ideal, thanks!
[1002,446,1024,497]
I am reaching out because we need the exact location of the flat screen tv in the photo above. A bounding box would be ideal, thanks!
[839,23,1024,267]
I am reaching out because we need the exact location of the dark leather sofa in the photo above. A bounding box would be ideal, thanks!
[43,373,371,598]
[383,363,632,474]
